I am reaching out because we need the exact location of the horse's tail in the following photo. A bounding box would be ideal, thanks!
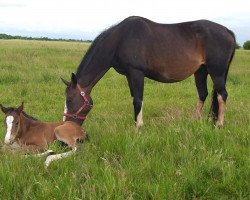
[225,29,236,82]
[209,29,236,120]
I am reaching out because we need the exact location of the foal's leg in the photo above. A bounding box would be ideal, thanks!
[33,150,54,157]
[127,70,145,128]
[45,128,81,168]
[194,65,208,118]
[45,147,77,168]
[20,145,54,157]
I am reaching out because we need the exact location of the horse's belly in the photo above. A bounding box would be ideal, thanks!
[146,53,203,82]
[169,62,200,80]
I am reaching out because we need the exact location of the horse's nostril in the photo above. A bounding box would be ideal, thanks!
[7,140,14,145]
[4,139,11,145]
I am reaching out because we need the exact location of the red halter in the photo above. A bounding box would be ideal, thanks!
[63,84,93,120]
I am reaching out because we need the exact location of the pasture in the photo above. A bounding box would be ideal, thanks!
[0,39,249,199]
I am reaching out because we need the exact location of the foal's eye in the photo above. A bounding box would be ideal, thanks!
[15,122,18,126]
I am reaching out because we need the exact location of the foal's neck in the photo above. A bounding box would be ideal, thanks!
[19,112,40,133]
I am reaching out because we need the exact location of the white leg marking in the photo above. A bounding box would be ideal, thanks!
[63,100,68,121]
[5,116,14,144]
[45,147,77,168]
[216,94,225,127]
[136,102,143,127]
[34,150,54,157]
[195,98,204,119]
[23,150,54,158]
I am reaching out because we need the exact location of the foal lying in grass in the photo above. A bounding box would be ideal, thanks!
[0,103,87,168]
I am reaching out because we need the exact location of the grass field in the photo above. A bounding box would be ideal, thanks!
[0,39,249,199]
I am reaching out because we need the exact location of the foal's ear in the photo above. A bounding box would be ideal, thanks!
[17,102,24,114]
[0,104,8,114]
[71,73,78,87]
[61,77,70,86]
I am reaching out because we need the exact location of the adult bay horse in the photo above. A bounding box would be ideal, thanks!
[62,16,236,128]
[0,103,87,168]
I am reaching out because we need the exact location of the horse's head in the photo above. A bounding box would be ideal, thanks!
[61,73,93,125]
[0,103,23,144]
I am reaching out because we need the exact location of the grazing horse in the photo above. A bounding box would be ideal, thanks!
[62,16,236,128]
[0,103,87,167]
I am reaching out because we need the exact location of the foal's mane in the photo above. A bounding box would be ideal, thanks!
[5,107,39,121]
[21,111,39,121]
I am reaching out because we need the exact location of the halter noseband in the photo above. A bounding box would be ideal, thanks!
[63,84,93,121]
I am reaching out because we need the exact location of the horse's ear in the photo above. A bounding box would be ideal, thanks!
[17,102,24,114]
[61,77,70,86]
[0,104,8,114]
[71,73,77,87]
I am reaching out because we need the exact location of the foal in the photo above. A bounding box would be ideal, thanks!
[0,103,87,167]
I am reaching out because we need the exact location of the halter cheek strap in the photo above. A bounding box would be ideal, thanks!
[63,113,86,120]
[63,84,93,121]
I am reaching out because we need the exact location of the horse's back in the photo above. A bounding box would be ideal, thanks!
[118,17,234,47]
[114,17,235,82]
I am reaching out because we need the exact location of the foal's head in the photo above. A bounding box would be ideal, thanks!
[62,73,93,125]
[0,103,23,144]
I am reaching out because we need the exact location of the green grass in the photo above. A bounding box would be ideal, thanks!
[0,39,249,199]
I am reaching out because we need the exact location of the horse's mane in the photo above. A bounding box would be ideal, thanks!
[21,111,39,121]
[5,107,39,121]
[75,24,116,77]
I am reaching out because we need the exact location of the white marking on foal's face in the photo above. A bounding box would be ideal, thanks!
[63,100,68,121]
[5,116,14,144]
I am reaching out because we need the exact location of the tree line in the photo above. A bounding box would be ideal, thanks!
[0,33,249,49]
[0,33,92,43]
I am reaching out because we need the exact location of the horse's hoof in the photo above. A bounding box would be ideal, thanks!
[135,121,143,128]
[44,155,54,168]
[193,110,202,120]
[47,150,55,156]
[215,121,224,128]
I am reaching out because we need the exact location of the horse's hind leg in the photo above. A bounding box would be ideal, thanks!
[210,76,228,127]
[127,70,144,128]
[194,65,208,118]
[207,58,229,127]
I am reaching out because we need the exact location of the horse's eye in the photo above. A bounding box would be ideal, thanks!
[15,122,18,126]
[67,99,72,104]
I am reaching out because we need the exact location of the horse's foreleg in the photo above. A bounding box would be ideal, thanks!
[127,70,144,128]
[18,145,53,157]
[33,150,54,157]
[44,147,77,168]
[194,65,208,118]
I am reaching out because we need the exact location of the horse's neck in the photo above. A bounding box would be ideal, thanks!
[19,113,39,135]
[76,34,116,90]
[77,65,110,92]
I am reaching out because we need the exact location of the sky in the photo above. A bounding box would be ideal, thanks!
[0,0,249,45]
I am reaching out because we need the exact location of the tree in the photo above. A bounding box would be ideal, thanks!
[243,40,250,50]
[235,42,241,49]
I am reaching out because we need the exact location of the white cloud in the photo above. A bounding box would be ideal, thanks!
[0,0,249,44]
